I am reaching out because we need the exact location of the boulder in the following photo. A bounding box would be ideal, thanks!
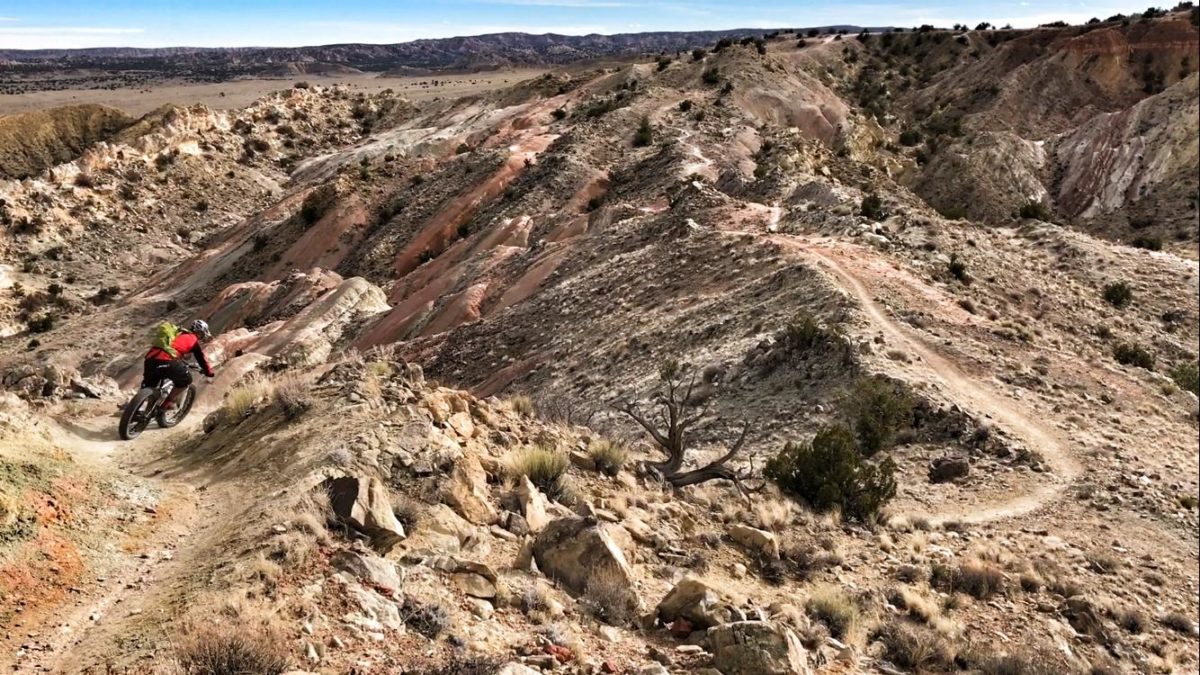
[928,456,970,483]
[324,475,405,553]
[443,453,498,525]
[447,411,476,438]
[532,516,634,594]
[657,577,744,629]
[730,525,780,559]
[452,572,497,599]
[70,376,119,399]
[707,621,811,675]
[344,583,403,631]
[421,503,475,553]
[516,476,550,532]
[331,549,404,593]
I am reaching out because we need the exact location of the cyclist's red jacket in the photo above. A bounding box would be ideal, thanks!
[146,332,213,376]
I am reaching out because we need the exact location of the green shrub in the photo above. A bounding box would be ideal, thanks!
[766,425,897,521]
[1101,281,1133,308]
[632,116,654,147]
[845,377,913,456]
[587,439,627,477]
[692,47,708,61]
[508,446,570,500]
[656,55,672,71]
[948,253,970,283]
[702,66,722,84]
[898,129,922,146]
[1112,342,1155,370]
[551,107,567,120]
[781,313,826,352]
[860,194,886,221]
[678,99,693,112]
[1131,234,1162,251]
[1018,201,1051,221]
[1169,362,1199,395]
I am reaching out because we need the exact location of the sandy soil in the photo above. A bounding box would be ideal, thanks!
[0,70,548,117]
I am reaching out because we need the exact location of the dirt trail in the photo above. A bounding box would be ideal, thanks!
[4,408,224,674]
[763,233,1083,524]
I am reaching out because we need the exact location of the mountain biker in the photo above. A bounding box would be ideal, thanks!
[143,319,215,410]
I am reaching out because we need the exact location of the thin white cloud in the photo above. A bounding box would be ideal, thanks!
[484,0,632,6]
[0,26,145,49]
[0,27,144,35]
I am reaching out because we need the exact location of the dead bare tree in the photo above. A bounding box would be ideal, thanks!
[615,360,755,489]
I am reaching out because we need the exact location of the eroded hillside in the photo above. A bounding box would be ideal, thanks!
[0,12,1197,675]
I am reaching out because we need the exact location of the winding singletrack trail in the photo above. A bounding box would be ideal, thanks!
[4,408,222,674]
[764,233,1083,525]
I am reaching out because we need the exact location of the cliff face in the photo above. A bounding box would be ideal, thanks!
[0,105,134,179]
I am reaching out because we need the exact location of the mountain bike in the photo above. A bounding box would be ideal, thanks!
[118,363,200,440]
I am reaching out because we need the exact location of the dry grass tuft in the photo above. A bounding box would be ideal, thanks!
[587,439,628,477]
[1160,611,1195,634]
[872,620,956,670]
[221,378,273,422]
[174,625,289,675]
[509,394,535,418]
[506,445,570,501]
[583,564,638,626]
[932,560,1007,599]
[401,596,450,638]
[392,495,423,534]
[271,373,312,421]
[754,496,795,532]
[888,586,940,624]
[805,583,859,639]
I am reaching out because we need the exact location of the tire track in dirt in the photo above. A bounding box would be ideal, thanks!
[764,233,1083,525]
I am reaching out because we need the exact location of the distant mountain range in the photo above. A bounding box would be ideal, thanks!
[0,27,884,74]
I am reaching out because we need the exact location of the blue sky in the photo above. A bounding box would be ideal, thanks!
[0,0,1138,49]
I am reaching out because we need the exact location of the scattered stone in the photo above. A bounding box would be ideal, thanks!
[929,456,970,483]
[657,577,744,629]
[444,452,499,525]
[708,621,811,675]
[452,572,497,599]
[517,476,550,533]
[331,549,404,594]
[729,525,780,559]
[324,475,406,553]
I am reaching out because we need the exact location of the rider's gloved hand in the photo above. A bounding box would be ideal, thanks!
[204,369,215,378]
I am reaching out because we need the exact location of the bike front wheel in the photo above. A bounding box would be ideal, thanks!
[119,388,157,440]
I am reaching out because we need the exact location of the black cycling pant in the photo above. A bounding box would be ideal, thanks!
[142,359,192,390]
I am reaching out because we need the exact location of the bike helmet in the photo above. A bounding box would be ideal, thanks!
[190,319,212,339]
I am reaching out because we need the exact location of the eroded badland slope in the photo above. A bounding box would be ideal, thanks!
[0,11,1197,675]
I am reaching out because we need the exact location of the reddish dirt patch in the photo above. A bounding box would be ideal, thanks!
[0,530,84,626]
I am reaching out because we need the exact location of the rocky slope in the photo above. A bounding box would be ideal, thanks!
[0,17,1197,675]
[890,11,1200,250]
[0,104,134,179]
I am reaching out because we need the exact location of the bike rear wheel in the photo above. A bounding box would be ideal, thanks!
[156,385,196,428]
[119,388,158,440]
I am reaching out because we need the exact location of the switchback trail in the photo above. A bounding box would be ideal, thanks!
[762,232,1083,525]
